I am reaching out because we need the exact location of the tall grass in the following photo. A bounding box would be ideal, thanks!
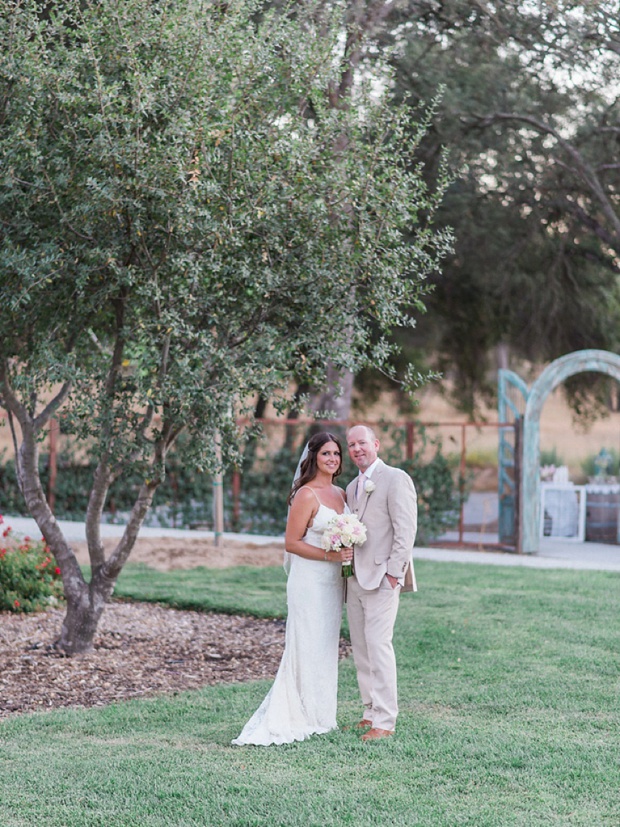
[1,560,619,826]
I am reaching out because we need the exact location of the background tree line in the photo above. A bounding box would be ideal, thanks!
[389,0,620,416]
[296,0,620,417]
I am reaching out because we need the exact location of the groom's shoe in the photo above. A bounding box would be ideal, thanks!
[343,719,372,732]
[362,727,394,742]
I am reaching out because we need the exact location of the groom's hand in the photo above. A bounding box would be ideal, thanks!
[386,574,399,589]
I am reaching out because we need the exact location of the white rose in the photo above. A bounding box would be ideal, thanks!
[364,480,376,494]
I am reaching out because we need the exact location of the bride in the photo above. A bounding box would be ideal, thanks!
[231,431,352,746]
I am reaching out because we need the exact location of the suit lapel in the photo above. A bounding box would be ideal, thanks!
[356,461,384,521]
[346,480,357,513]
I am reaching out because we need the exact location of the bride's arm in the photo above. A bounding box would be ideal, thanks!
[285,490,351,563]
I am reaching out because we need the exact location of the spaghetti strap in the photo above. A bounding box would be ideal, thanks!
[298,485,322,506]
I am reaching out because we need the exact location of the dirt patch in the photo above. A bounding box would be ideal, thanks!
[71,535,286,571]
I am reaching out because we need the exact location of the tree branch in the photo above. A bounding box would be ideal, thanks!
[472,111,620,250]
[100,416,183,587]
[100,478,158,585]
[83,292,128,559]
[0,359,86,598]
[32,380,73,433]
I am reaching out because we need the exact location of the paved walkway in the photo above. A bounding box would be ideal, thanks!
[4,515,620,573]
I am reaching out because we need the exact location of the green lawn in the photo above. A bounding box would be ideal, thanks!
[1,560,619,826]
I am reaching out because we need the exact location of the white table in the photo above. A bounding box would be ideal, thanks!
[540,484,586,542]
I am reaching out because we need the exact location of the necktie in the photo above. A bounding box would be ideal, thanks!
[356,473,367,499]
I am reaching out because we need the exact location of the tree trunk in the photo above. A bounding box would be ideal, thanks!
[51,479,156,654]
[7,383,162,654]
[14,420,111,654]
[54,582,109,654]
[308,2,396,424]
[496,342,509,371]
[310,363,354,421]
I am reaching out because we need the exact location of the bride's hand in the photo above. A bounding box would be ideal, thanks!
[337,546,354,562]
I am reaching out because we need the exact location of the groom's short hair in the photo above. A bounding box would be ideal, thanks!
[348,423,378,442]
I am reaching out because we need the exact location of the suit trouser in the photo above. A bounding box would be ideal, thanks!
[346,575,401,731]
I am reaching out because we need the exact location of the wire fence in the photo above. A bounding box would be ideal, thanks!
[1,412,510,547]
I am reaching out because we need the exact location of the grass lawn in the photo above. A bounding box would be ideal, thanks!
[1,559,619,826]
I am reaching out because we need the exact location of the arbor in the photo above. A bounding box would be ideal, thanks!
[0,0,450,652]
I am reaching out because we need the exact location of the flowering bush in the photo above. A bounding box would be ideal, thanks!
[0,516,63,613]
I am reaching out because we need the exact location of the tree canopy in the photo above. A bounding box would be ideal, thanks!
[368,0,620,412]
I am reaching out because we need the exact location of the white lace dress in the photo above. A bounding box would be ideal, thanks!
[231,504,346,746]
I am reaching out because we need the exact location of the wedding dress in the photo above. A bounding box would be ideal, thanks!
[231,495,346,746]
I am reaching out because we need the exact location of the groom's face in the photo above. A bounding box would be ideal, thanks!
[347,426,379,472]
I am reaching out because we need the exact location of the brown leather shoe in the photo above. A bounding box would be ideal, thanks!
[362,727,395,742]
[357,719,372,729]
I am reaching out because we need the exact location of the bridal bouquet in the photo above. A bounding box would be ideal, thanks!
[321,514,367,578]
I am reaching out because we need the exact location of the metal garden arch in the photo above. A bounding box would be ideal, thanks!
[518,350,620,553]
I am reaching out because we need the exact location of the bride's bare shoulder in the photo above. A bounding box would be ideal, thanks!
[293,486,320,505]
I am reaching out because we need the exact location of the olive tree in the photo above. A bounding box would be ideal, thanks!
[0,0,450,653]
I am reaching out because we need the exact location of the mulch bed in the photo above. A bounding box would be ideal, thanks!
[0,601,351,719]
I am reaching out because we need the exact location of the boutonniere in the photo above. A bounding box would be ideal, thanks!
[364,480,376,494]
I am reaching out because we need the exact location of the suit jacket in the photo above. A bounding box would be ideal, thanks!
[346,459,417,593]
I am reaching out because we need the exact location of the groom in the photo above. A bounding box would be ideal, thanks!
[345,424,417,742]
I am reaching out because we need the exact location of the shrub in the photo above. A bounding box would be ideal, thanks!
[0,423,462,541]
[0,447,214,528]
[233,444,298,535]
[0,516,64,613]
[540,446,564,468]
[399,449,463,544]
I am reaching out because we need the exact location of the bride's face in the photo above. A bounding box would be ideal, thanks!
[316,441,341,477]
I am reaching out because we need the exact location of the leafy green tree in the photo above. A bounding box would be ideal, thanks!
[0,0,450,652]
[373,0,620,412]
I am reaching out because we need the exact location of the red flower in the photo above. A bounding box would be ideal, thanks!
[13,599,20,608]
[54,567,61,576]
[2,527,11,537]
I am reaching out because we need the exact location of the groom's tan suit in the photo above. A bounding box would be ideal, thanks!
[346,459,417,732]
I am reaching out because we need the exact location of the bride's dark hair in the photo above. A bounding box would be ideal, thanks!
[287,431,343,505]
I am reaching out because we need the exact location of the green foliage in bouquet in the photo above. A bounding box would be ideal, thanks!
[0,516,63,613]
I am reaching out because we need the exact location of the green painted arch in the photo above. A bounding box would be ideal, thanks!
[521,350,620,553]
